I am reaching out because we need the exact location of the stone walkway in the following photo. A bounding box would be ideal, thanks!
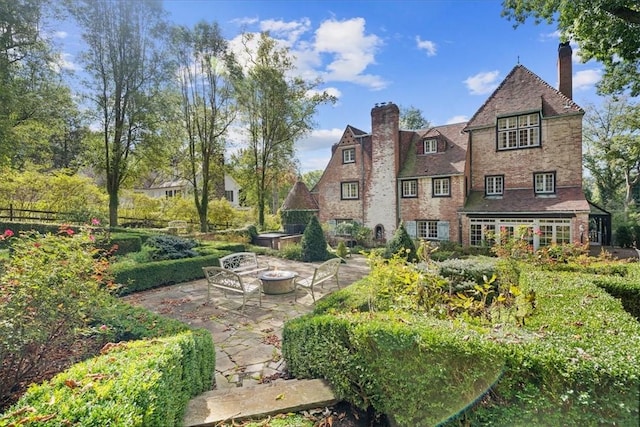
[122,254,370,391]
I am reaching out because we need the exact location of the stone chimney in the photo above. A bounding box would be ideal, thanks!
[557,42,572,99]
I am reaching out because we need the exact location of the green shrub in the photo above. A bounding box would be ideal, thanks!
[615,224,634,248]
[301,215,329,262]
[144,234,198,260]
[435,257,498,291]
[336,241,348,258]
[384,223,416,261]
[111,252,228,294]
[0,330,214,427]
[281,242,303,261]
[104,233,142,255]
[0,228,114,407]
[284,267,640,426]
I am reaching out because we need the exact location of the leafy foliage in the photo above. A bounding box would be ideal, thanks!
[142,234,198,261]
[384,223,417,261]
[0,227,115,407]
[502,0,640,95]
[1,330,214,426]
[301,215,329,262]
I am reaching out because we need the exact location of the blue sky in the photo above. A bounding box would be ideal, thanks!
[56,1,605,172]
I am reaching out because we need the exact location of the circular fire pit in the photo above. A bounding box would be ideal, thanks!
[259,270,296,294]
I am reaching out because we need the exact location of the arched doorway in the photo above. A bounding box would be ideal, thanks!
[375,224,385,241]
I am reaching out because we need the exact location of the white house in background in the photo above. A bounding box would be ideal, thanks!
[135,174,242,207]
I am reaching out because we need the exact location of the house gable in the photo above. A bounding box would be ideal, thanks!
[465,65,583,131]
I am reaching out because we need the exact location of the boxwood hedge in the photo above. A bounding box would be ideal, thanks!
[0,329,214,426]
[283,268,640,426]
[111,251,230,295]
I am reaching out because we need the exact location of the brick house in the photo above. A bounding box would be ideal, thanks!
[311,43,591,249]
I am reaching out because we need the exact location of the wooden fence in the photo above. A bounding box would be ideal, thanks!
[0,205,230,230]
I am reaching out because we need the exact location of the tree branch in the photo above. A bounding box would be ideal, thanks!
[605,6,640,25]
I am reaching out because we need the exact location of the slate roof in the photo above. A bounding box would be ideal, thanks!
[398,122,468,178]
[465,65,583,130]
[461,187,590,214]
[281,180,318,211]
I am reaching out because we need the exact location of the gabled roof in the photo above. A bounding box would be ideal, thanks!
[281,180,319,211]
[461,187,590,214]
[465,65,583,130]
[337,125,368,146]
[398,122,468,178]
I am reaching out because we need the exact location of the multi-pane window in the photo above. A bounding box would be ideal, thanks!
[224,190,234,202]
[342,148,355,164]
[341,181,359,199]
[534,172,555,194]
[470,218,571,249]
[401,179,418,198]
[497,113,540,150]
[432,177,450,197]
[424,138,437,154]
[417,220,438,239]
[485,175,504,196]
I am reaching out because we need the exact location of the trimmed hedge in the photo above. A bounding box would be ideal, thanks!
[283,268,640,426]
[111,252,229,295]
[591,275,640,320]
[0,330,215,426]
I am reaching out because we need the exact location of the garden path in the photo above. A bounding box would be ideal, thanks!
[122,254,371,425]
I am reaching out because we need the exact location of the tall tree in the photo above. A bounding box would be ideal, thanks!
[232,32,334,229]
[583,97,640,219]
[0,0,64,166]
[502,0,640,95]
[399,105,430,130]
[170,22,237,232]
[67,0,170,226]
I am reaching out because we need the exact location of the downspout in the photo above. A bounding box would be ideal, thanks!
[356,134,366,225]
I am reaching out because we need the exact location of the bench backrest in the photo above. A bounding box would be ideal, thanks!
[202,266,246,292]
[312,258,341,282]
[220,252,258,272]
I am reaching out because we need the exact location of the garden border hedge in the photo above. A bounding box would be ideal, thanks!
[0,329,214,426]
[283,268,640,426]
[111,251,231,295]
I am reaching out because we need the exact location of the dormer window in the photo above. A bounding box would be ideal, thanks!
[423,138,437,154]
[342,148,355,164]
[497,113,540,150]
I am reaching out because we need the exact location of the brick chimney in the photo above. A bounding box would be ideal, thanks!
[557,42,572,99]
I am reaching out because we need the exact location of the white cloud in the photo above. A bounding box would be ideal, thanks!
[307,87,342,100]
[296,128,344,172]
[416,36,436,56]
[260,18,311,44]
[51,52,79,72]
[314,18,386,90]
[464,70,500,95]
[573,69,602,91]
[231,17,259,26]
[54,31,68,39]
[446,115,468,124]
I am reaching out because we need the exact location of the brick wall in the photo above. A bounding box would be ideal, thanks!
[365,103,399,240]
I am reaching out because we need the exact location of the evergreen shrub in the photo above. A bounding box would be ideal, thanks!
[384,223,416,261]
[144,235,198,260]
[111,252,228,294]
[0,330,215,427]
[283,268,640,426]
[301,215,329,262]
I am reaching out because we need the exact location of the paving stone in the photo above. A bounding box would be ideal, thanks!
[123,255,371,425]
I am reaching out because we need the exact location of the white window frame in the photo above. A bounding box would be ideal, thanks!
[469,218,571,249]
[341,181,359,199]
[401,179,418,198]
[534,172,555,194]
[417,220,438,239]
[342,148,355,164]
[485,175,504,196]
[432,177,450,197]
[423,138,437,154]
[497,113,540,150]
